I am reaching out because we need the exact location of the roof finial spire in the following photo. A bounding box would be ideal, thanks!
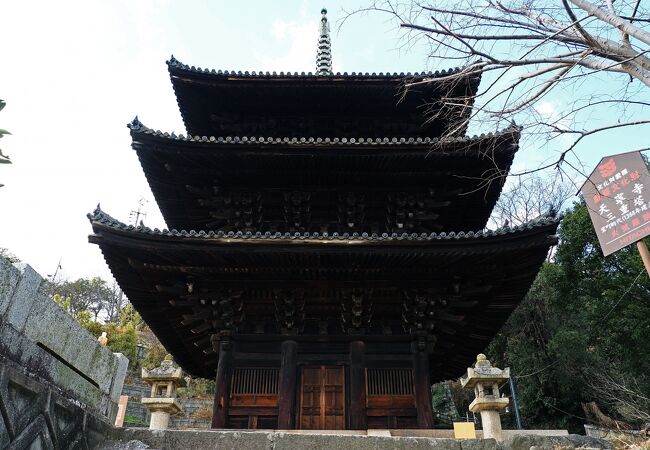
[316,8,333,75]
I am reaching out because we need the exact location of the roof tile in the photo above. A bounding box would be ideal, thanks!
[88,205,559,243]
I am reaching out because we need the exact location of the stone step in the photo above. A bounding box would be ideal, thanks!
[98,429,613,450]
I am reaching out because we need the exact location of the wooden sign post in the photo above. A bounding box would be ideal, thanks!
[582,151,650,276]
[637,241,650,277]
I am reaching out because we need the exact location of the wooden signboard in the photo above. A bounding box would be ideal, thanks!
[582,151,650,257]
[114,395,128,427]
[453,421,477,439]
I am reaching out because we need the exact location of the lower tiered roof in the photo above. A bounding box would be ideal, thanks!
[88,207,558,380]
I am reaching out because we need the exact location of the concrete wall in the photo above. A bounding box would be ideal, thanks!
[0,257,128,421]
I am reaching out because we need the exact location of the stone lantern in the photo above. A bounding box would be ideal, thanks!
[141,355,186,430]
[460,354,510,441]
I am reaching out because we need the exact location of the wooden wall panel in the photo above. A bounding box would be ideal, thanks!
[365,368,417,429]
[227,367,279,429]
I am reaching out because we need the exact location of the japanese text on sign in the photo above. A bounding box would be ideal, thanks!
[582,152,650,256]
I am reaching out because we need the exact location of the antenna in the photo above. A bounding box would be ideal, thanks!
[49,258,62,283]
[129,197,149,226]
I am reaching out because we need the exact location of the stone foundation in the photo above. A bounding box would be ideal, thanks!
[0,353,116,449]
[98,429,613,450]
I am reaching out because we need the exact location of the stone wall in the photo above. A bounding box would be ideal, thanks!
[120,382,150,427]
[120,383,213,429]
[585,424,649,448]
[0,327,118,448]
[0,256,129,447]
[169,398,213,429]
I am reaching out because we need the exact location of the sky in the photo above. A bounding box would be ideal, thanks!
[0,0,648,282]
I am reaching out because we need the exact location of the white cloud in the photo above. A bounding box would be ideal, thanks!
[271,19,289,41]
[535,101,557,121]
[255,19,319,72]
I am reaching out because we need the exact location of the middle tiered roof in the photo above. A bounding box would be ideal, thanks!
[129,120,520,233]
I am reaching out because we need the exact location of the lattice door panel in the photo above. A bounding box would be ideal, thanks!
[366,368,417,429]
[228,368,279,429]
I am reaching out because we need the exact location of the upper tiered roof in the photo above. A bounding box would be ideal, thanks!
[167,57,480,138]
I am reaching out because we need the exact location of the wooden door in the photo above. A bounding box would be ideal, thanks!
[299,366,345,429]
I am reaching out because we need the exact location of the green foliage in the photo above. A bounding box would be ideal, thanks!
[106,323,138,360]
[51,278,140,363]
[487,201,650,431]
[0,248,20,263]
[118,303,143,329]
[123,414,146,425]
[50,277,125,321]
[82,317,103,337]
[431,382,461,424]
[177,377,216,399]
[51,277,110,318]
[447,380,474,420]
[53,294,73,315]
[142,343,167,370]
[431,383,448,411]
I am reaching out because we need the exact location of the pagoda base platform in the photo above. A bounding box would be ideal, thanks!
[97,428,612,450]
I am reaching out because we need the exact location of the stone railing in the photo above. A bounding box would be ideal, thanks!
[0,256,129,447]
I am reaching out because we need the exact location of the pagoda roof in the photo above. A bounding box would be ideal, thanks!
[129,118,517,147]
[167,56,469,80]
[129,120,520,233]
[88,207,558,380]
[167,57,481,138]
[89,206,555,244]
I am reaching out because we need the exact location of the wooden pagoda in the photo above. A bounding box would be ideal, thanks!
[88,10,558,431]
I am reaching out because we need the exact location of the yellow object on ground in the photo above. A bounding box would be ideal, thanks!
[453,422,477,439]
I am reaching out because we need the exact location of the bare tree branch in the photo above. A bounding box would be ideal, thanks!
[348,0,650,182]
[569,0,650,46]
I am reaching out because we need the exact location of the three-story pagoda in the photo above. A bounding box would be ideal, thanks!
[88,10,558,430]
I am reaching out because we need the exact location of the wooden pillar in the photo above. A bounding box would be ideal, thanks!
[349,340,367,430]
[211,339,233,429]
[412,344,434,429]
[277,340,298,429]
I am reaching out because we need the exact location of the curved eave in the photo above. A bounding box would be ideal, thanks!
[128,123,520,232]
[88,207,558,248]
[166,56,478,81]
[128,121,521,153]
